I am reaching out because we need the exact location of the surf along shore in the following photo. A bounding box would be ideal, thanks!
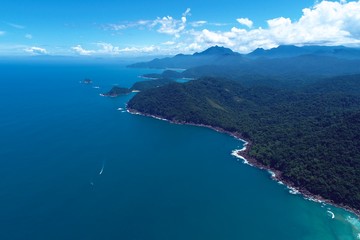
[127,107,360,218]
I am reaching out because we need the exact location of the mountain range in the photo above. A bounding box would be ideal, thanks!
[129,45,360,79]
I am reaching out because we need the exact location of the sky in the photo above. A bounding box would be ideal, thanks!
[1,0,360,56]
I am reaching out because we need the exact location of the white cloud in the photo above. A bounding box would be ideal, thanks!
[9,1,360,56]
[105,20,151,31]
[162,41,176,45]
[153,16,182,36]
[184,0,360,53]
[262,0,360,46]
[237,18,253,28]
[182,8,191,22]
[100,1,360,56]
[212,23,230,27]
[107,24,127,31]
[185,42,203,52]
[105,9,191,38]
[152,8,191,38]
[6,22,25,29]
[25,34,32,39]
[96,42,121,55]
[118,45,159,53]
[195,29,235,46]
[190,21,207,27]
[71,45,95,55]
[71,43,159,56]
[24,46,47,55]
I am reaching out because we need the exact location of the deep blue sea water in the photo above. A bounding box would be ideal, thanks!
[0,60,359,240]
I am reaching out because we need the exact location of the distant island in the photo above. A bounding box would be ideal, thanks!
[101,86,131,97]
[124,45,360,216]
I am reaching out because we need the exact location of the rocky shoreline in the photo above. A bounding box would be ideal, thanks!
[233,145,360,218]
[127,107,360,218]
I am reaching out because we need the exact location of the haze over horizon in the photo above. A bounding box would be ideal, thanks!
[1,0,360,57]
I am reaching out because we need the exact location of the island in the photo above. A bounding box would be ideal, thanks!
[101,86,131,97]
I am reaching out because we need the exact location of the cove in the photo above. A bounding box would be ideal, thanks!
[0,60,359,240]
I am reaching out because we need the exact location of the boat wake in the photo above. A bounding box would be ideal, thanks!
[99,160,105,175]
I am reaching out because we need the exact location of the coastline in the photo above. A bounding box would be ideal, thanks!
[138,75,160,80]
[127,107,360,218]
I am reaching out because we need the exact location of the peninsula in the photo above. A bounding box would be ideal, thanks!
[126,46,360,216]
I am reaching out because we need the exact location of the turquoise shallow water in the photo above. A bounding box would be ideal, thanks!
[0,60,359,240]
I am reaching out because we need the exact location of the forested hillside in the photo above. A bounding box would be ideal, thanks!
[127,75,360,211]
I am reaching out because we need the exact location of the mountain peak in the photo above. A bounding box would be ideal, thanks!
[194,46,238,56]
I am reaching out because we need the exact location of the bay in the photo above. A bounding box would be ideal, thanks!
[0,60,359,240]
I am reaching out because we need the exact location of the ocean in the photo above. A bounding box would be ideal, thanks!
[0,59,359,240]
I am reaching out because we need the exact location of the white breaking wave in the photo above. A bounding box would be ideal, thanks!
[152,116,168,121]
[231,149,252,166]
[288,186,300,195]
[268,170,276,178]
[117,107,123,111]
[327,210,335,219]
[127,110,140,115]
[304,196,323,204]
[237,145,247,152]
